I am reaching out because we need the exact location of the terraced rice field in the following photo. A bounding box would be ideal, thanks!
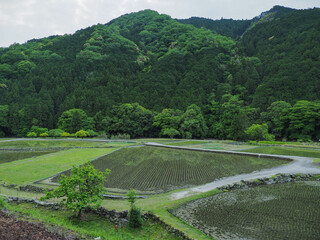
[172,181,320,240]
[0,150,57,164]
[54,146,290,193]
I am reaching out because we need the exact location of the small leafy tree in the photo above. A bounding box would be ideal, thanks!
[41,162,110,218]
[127,189,143,228]
[245,123,275,142]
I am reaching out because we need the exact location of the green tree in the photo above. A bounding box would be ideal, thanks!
[127,189,143,228]
[180,104,207,139]
[58,109,88,133]
[245,123,275,142]
[42,162,110,218]
[287,101,320,141]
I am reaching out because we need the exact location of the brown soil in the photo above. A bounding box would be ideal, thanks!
[0,210,80,240]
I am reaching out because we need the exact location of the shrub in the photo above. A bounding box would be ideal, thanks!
[26,132,37,138]
[127,189,143,228]
[48,129,64,137]
[39,132,49,137]
[75,130,90,138]
[60,132,71,137]
[128,205,143,228]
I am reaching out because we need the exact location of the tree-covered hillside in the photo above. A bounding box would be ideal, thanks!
[0,7,319,141]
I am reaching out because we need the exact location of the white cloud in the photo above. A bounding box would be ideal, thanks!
[0,0,319,47]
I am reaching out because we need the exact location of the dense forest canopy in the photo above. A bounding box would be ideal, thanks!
[0,6,319,141]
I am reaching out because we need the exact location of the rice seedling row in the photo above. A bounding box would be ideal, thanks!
[55,146,289,193]
[0,150,57,164]
[172,181,320,240]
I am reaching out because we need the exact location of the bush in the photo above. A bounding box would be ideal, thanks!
[27,132,37,138]
[75,130,90,138]
[127,189,143,228]
[60,132,71,137]
[39,132,49,137]
[48,129,64,137]
[128,205,143,228]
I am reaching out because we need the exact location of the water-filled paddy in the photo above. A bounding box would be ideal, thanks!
[54,146,290,193]
[172,181,320,239]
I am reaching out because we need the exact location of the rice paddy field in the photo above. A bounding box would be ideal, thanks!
[172,181,320,240]
[242,146,320,158]
[0,139,135,149]
[53,146,290,193]
[165,140,257,151]
[0,150,57,164]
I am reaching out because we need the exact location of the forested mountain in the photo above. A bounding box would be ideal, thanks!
[0,6,319,141]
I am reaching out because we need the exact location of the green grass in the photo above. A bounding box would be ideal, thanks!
[53,146,290,193]
[0,139,136,149]
[4,202,180,240]
[172,181,320,239]
[165,140,209,146]
[242,146,320,158]
[313,159,320,164]
[0,148,118,185]
[0,150,57,164]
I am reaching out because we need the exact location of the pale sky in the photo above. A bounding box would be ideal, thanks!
[1,0,319,47]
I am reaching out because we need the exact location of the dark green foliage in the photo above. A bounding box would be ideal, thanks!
[128,205,143,228]
[0,7,319,142]
[178,17,253,39]
[127,189,143,228]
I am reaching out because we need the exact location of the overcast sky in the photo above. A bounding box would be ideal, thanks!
[1,0,319,47]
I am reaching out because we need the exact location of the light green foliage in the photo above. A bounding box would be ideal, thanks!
[26,132,37,138]
[75,130,90,138]
[39,132,49,137]
[42,161,110,217]
[0,148,115,184]
[60,132,71,137]
[127,189,137,207]
[245,123,275,142]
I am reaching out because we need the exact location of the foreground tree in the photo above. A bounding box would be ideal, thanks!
[41,162,110,218]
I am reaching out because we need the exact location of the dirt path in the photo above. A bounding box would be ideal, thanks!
[171,154,320,199]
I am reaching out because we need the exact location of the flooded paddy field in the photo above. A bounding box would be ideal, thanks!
[172,181,320,239]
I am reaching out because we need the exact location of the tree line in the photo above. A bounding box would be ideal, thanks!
[1,100,319,141]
